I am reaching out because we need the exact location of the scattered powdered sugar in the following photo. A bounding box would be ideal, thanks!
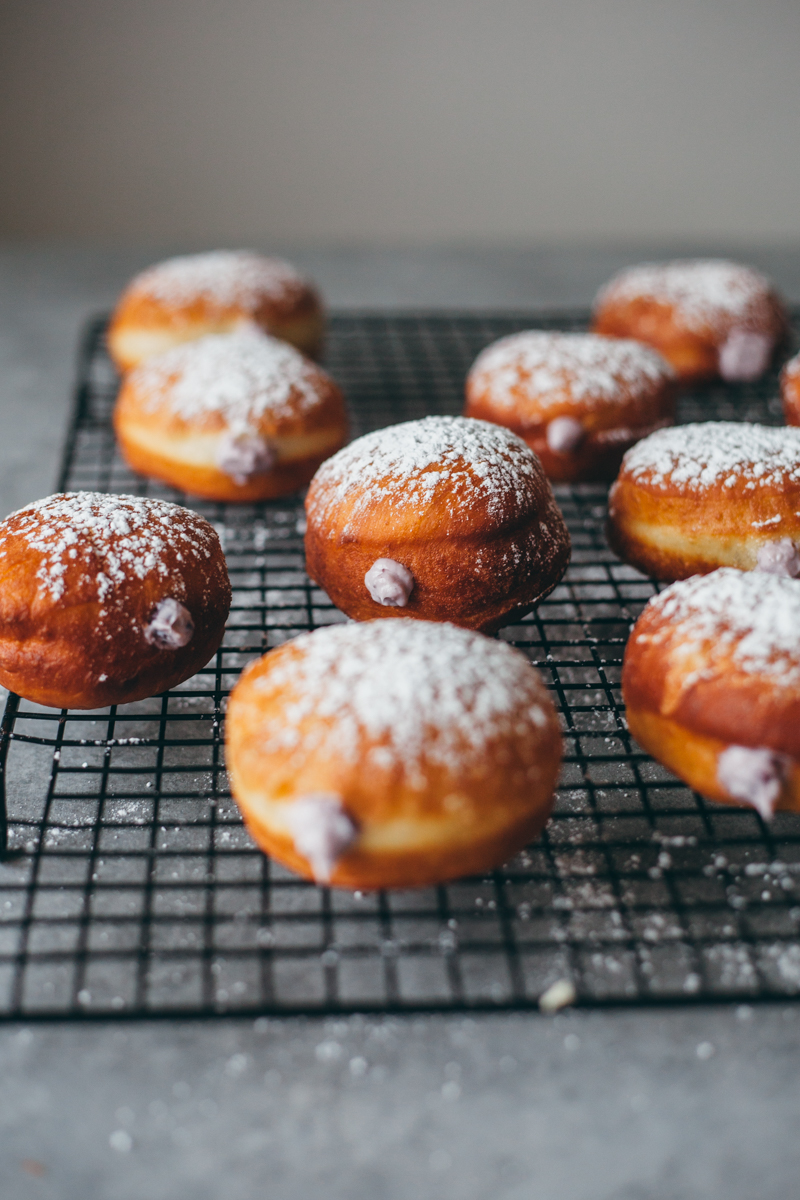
[640,568,800,686]
[0,492,216,605]
[131,327,327,432]
[595,260,774,334]
[307,416,541,528]
[763,942,800,991]
[251,619,551,779]
[128,251,309,311]
[468,331,673,411]
[620,422,800,490]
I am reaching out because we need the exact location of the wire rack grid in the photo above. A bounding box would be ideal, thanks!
[1,309,800,1020]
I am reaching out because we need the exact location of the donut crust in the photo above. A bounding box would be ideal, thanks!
[225,624,562,889]
[626,709,800,815]
[108,252,325,371]
[465,333,676,483]
[608,473,800,580]
[623,580,800,814]
[592,261,787,382]
[0,495,231,709]
[607,425,800,581]
[304,419,571,633]
[593,302,728,382]
[114,338,348,503]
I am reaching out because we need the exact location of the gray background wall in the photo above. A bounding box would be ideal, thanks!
[1,0,799,246]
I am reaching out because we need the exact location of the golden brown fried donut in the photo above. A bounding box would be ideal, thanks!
[608,422,800,581]
[0,492,231,709]
[226,619,562,888]
[465,331,676,482]
[114,327,348,503]
[780,349,800,426]
[304,415,571,633]
[623,569,800,819]
[592,260,787,383]
[108,251,325,371]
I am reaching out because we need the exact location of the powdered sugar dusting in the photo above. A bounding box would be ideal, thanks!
[639,569,800,687]
[130,327,327,433]
[307,416,542,528]
[595,260,774,335]
[469,331,673,412]
[620,422,800,490]
[252,619,552,778]
[0,492,217,605]
[129,251,309,311]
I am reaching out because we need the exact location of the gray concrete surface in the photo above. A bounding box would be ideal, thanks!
[3,243,800,1198]
[1,1005,800,1200]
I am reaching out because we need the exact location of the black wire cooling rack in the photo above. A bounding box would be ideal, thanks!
[1,309,800,1020]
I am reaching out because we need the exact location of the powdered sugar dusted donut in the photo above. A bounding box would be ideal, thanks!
[108,250,325,371]
[465,331,676,482]
[592,260,787,382]
[304,415,571,632]
[0,492,231,709]
[608,422,800,581]
[113,327,348,502]
[226,619,562,888]
[623,569,800,819]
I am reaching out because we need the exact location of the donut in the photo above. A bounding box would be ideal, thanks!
[592,260,787,382]
[0,492,231,709]
[107,251,325,372]
[113,327,348,502]
[304,415,571,633]
[780,349,800,426]
[608,422,800,581]
[623,569,800,819]
[225,619,562,888]
[464,331,676,482]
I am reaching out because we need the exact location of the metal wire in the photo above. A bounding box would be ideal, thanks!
[1,310,799,1019]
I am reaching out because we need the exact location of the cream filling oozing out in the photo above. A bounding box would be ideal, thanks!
[121,420,343,472]
[283,794,358,882]
[281,796,357,883]
[615,516,800,572]
[144,598,195,648]
[545,416,584,454]
[364,558,414,606]
[717,745,788,820]
[215,430,276,484]
[718,330,774,383]
[755,538,800,577]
